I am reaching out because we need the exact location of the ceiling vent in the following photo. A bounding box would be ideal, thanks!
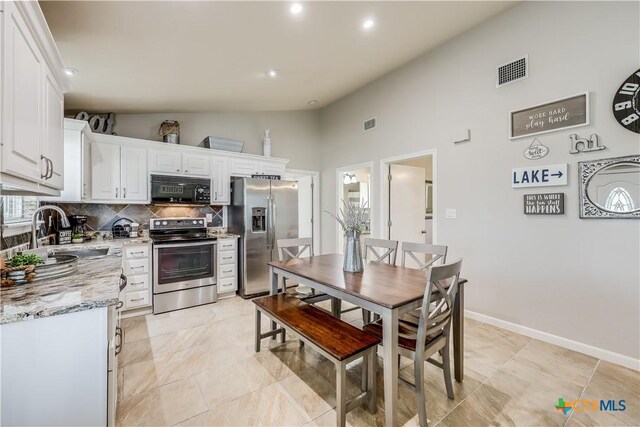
[363,117,376,131]
[497,55,528,87]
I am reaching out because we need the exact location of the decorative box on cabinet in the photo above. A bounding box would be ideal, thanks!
[217,237,238,297]
[0,1,69,196]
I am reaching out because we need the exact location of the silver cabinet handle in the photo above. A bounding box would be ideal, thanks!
[116,300,124,309]
[176,169,180,172]
[115,327,123,355]
[185,170,188,173]
[47,158,54,179]
[130,251,144,255]
[222,269,233,274]
[41,155,50,179]
[130,281,144,286]
[131,266,145,271]
[215,191,218,200]
[123,187,127,198]
[115,187,119,198]
[131,297,145,302]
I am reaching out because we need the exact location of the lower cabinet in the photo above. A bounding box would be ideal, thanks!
[121,242,152,314]
[217,237,238,297]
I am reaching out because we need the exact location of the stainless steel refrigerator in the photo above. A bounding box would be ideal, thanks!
[229,178,298,298]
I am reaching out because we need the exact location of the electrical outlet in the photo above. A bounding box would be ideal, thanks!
[445,209,457,219]
[206,213,213,224]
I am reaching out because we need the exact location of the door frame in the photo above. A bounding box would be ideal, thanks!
[285,168,321,255]
[379,149,438,244]
[335,161,375,253]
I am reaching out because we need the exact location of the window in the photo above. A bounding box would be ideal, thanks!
[604,187,635,212]
[1,196,38,223]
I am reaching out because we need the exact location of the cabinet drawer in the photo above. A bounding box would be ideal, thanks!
[124,258,149,274]
[219,264,236,279]
[218,239,236,251]
[218,277,237,293]
[125,290,150,309]
[219,250,236,265]
[124,245,149,259]
[126,274,149,292]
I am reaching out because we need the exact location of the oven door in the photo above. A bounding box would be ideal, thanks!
[153,241,217,293]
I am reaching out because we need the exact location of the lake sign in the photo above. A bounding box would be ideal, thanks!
[510,92,589,139]
[524,193,565,215]
[512,163,567,188]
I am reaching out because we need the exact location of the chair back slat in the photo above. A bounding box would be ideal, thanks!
[414,258,462,358]
[277,237,313,261]
[363,238,398,265]
[401,242,448,271]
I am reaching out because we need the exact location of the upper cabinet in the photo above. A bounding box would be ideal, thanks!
[211,157,230,205]
[230,158,287,177]
[149,148,210,177]
[91,141,148,203]
[0,1,69,195]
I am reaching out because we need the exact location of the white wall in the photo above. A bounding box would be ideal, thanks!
[113,110,321,170]
[319,1,640,361]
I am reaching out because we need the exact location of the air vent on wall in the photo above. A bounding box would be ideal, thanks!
[497,55,528,87]
[363,117,376,131]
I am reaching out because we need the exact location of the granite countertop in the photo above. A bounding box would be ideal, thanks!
[0,238,148,325]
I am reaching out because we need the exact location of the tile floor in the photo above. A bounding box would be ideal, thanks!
[117,297,639,427]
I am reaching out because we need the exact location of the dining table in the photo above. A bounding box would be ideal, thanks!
[267,253,466,427]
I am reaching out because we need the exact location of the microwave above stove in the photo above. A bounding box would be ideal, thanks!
[151,175,211,205]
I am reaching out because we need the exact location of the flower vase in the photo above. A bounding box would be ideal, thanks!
[343,230,363,273]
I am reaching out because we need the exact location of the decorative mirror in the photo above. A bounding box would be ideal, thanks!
[579,155,640,218]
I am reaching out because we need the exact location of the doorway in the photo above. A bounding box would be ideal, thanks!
[380,150,437,265]
[284,169,320,255]
[335,162,374,253]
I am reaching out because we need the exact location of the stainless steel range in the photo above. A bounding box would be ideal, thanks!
[150,217,217,314]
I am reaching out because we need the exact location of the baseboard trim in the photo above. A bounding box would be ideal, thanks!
[465,310,640,372]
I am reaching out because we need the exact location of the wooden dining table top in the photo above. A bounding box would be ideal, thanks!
[268,253,429,309]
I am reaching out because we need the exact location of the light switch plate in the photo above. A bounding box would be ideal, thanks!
[206,213,213,223]
[445,209,457,219]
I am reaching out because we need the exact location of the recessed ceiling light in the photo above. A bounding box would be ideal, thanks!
[308,99,317,105]
[64,67,78,76]
[268,69,278,78]
[362,19,375,30]
[290,3,303,14]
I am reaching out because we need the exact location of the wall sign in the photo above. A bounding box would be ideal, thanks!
[512,163,567,188]
[509,92,589,139]
[74,111,116,135]
[569,133,605,154]
[523,138,549,160]
[251,174,281,180]
[524,193,565,215]
[612,69,640,134]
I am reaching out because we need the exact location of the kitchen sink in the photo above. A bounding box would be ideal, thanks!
[53,248,109,257]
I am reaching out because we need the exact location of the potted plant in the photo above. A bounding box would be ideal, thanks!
[72,233,84,244]
[325,201,368,272]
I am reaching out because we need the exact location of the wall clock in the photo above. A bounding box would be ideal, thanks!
[613,69,640,134]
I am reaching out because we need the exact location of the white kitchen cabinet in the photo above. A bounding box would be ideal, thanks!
[41,67,65,190]
[42,119,93,202]
[121,242,152,314]
[150,148,210,177]
[216,237,238,297]
[91,142,148,203]
[259,161,286,177]
[230,158,260,176]
[0,1,69,195]
[183,153,210,176]
[121,147,148,201]
[211,157,230,204]
[91,142,121,201]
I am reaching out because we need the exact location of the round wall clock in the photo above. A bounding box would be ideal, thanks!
[612,68,640,134]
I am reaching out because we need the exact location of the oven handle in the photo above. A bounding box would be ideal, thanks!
[153,241,217,249]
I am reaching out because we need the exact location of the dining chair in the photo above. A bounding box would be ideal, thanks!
[358,238,398,323]
[363,258,463,427]
[276,237,332,305]
[399,242,448,327]
[401,242,447,270]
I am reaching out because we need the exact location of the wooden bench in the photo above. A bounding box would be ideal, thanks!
[253,294,380,427]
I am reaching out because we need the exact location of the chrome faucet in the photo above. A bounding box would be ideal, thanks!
[31,205,71,249]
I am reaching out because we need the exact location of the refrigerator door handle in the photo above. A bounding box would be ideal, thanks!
[271,195,277,250]
[267,195,274,249]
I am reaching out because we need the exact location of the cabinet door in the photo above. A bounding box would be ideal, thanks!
[230,158,259,176]
[1,2,44,183]
[259,161,286,177]
[41,68,65,189]
[211,157,230,204]
[183,153,210,176]
[91,143,121,201]
[121,147,148,202]
[149,149,182,174]
[81,133,91,200]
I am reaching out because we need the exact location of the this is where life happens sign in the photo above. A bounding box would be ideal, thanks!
[524,193,565,215]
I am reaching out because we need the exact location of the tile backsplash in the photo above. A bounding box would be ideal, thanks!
[54,203,225,231]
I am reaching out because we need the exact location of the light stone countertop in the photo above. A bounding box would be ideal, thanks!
[0,238,149,325]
